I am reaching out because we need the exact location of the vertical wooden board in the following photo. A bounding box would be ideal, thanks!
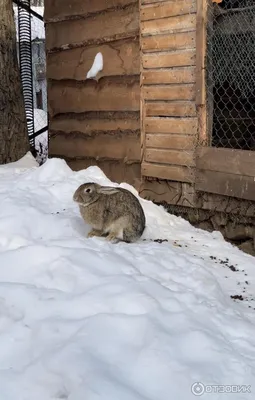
[141,0,196,21]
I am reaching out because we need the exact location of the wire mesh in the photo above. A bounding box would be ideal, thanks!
[13,0,48,164]
[207,0,255,151]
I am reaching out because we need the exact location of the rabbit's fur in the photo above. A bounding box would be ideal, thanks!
[73,182,146,243]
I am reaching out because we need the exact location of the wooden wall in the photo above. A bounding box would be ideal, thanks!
[44,0,140,185]
[140,0,197,185]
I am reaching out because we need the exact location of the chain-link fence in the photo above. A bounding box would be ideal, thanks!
[207,0,255,150]
[13,0,48,164]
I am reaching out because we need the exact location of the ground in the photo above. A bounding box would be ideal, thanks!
[0,154,254,400]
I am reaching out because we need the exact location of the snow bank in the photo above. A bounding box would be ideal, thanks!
[0,158,254,400]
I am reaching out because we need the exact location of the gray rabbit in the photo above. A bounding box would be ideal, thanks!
[73,182,146,243]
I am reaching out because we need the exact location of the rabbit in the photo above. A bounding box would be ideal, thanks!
[73,182,146,243]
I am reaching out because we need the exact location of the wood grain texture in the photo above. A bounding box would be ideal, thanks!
[141,0,196,21]
[141,31,196,52]
[141,14,196,36]
[49,131,140,161]
[197,147,255,178]
[142,67,195,84]
[146,133,195,149]
[47,39,139,80]
[46,3,139,50]
[145,117,198,134]
[143,50,196,68]
[145,101,196,117]
[44,0,137,21]
[143,84,195,101]
[48,77,140,116]
[145,148,195,166]
[196,170,255,202]
[142,162,194,182]
[50,116,140,134]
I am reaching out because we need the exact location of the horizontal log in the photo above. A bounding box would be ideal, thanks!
[145,101,196,117]
[48,77,140,116]
[142,67,195,84]
[143,84,195,101]
[44,0,137,22]
[143,50,196,69]
[50,117,140,134]
[145,117,197,134]
[141,14,196,36]
[139,179,196,207]
[146,133,195,149]
[46,3,139,50]
[145,148,195,166]
[67,158,141,186]
[142,162,194,182]
[141,31,196,52]
[196,170,255,202]
[47,39,139,80]
[197,147,255,178]
[141,0,196,21]
[49,131,140,161]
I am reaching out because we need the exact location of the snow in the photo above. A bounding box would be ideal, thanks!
[86,52,104,79]
[14,6,45,42]
[0,157,255,400]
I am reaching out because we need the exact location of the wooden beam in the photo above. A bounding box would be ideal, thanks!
[141,14,196,36]
[145,117,198,134]
[196,0,208,145]
[197,147,255,178]
[142,162,194,182]
[145,101,196,117]
[141,0,196,21]
[141,31,196,53]
[145,148,195,166]
[196,170,255,201]
[146,133,195,150]
[142,67,195,85]
[143,84,195,101]
[143,49,196,69]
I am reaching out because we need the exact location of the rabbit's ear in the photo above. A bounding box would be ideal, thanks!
[98,186,119,195]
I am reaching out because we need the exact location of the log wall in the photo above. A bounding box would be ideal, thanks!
[45,0,140,185]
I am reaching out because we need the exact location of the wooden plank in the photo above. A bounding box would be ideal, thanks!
[145,117,198,134]
[196,170,255,202]
[143,50,196,69]
[142,162,194,182]
[47,39,139,80]
[142,67,195,84]
[139,0,146,166]
[196,0,208,145]
[49,131,140,161]
[44,0,137,22]
[146,133,195,150]
[141,14,196,36]
[46,4,139,50]
[50,117,140,134]
[145,148,195,166]
[197,147,255,178]
[141,31,196,52]
[139,179,196,207]
[141,0,196,21]
[143,84,195,101]
[145,101,196,117]
[48,77,140,116]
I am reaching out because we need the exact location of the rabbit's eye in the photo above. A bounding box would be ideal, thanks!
[85,188,91,193]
